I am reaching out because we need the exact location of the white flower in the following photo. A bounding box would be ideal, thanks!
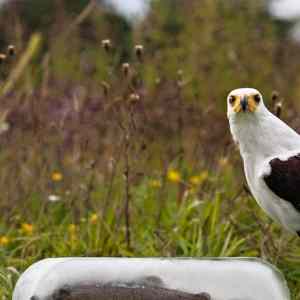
[48,195,61,202]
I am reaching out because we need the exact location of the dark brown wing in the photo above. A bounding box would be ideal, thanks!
[263,154,300,212]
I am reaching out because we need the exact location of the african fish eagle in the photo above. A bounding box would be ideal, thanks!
[227,88,300,236]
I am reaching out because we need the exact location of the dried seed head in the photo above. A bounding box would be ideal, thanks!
[122,63,130,77]
[101,39,111,52]
[7,45,15,57]
[134,44,144,61]
[271,91,279,102]
[101,81,110,96]
[88,159,96,169]
[177,69,183,80]
[123,169,129,178]
[275,101,282,118]
[129,93,140,104]
[0,54,7,64]
[271,90,279,108]
[141,142,147,151]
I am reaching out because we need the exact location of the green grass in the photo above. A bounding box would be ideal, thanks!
[0,163,299,299]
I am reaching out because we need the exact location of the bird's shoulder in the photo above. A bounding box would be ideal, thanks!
[265,153,300,177]
[262,153,300,212]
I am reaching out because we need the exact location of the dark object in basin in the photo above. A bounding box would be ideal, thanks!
[30,276,211,300]
[49,285,210,300]
[31,278,211,300]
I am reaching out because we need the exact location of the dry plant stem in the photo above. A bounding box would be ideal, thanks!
[123,107,137,251]
[102,137,125,216]
[99,143,128,253]
[62,0,97,39]
[104,128,133,253]
[2,33,41,96]
[248,209,278,255]
[190,133,203,170]
[98,40,126,246]
[121,107,140,250]
[175,81,185,205]
[110,103,133,251]
[223,186,245,222]
[124,135,131,250]
[155,162,169,228]
[41,53,50,98]
[83,147,97,212]
[119,62,145,250]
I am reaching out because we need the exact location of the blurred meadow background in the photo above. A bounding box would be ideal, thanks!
[0,0,300,298]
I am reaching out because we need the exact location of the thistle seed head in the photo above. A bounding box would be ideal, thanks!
[134,44,144,61]
[122,63,130,77]
[0,54,7,64]
[271,91,279,102]
[177,69,183,80]
[129,93,140,104]
[7,45,15,57]
[101,39,111,52]
[275,101,282,118]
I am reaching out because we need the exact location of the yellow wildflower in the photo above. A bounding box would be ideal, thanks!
[21,223,33,235]
[167,170,181,183]
[189,171,209,186]
[52,172,63,182]
[68,224,76,234]
[0,236,9,246]
[149,179,162,188]
[90,213,98,225]
[68,224,77,243]
[189,176,202,185]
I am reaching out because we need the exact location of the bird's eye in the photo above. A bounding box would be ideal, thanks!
[254,94,261,103]
[229,95,236,104]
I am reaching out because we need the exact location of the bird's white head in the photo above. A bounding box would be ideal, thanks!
[227,88,271,152]
[227,88,266,120]
[227,87,300,161]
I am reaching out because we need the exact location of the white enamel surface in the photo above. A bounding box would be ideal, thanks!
[13,258,69,300]
[13,258,290,300]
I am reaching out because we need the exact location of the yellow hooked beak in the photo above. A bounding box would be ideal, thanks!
[233,95,258,113]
